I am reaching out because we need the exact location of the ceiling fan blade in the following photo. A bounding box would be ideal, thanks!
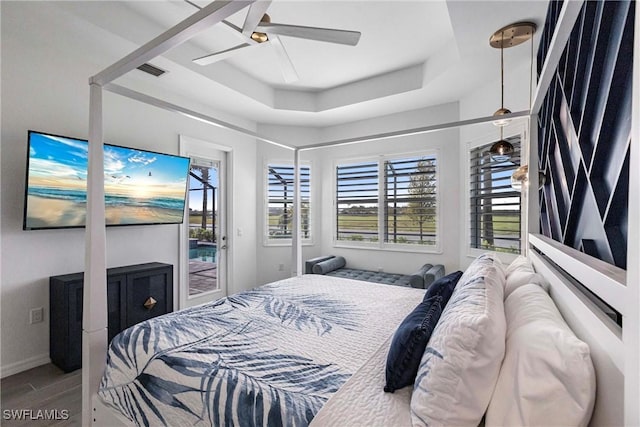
[222,20,258,44]
[270,35,299,83]
[256,22,361,46]
[183,1,257,44]
[193,43,252,66]
[242,1,272,37]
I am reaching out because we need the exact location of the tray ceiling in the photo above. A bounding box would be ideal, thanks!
[52,0,549,127]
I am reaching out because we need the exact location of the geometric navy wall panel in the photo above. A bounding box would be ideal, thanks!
[537,0,634,269]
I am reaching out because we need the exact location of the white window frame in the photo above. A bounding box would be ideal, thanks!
[464,126,527,262]
[263,160,313,247]
[333,150,441,253]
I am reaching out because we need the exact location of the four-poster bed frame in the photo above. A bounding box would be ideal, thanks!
[84,0,640,425]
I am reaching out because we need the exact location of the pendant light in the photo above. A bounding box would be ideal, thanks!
[511,165,548,191]
[488,22,536,162]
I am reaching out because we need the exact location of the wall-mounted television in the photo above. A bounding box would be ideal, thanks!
[23,130,191,230]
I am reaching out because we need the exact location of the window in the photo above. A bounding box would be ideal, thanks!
[336,161,379,241]
[336,154,438,249]
[384,157,437,245]
[469,137,521,254]
[266,165,310,241]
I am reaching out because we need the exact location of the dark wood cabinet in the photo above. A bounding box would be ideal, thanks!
[49,262,173,372]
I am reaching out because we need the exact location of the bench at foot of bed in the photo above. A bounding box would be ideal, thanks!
[305,255,445,289]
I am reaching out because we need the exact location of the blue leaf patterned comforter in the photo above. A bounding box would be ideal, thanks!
[99,274,424,426]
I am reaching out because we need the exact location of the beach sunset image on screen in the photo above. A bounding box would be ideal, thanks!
[24,131,190,229]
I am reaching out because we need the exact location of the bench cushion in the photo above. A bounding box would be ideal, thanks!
[326,268,423,288]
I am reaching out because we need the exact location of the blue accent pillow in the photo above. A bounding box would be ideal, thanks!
[423,270,463,304]
[384,295,444,393]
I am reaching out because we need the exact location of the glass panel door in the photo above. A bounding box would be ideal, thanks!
[188,162,219,297]
[179,142,227,309]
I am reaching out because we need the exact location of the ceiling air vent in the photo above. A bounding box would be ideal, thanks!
[136,63,167,77]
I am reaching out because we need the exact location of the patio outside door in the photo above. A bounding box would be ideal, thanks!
[179,138,227,309]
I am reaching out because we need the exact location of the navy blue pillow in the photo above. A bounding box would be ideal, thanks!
[384,295,444,393]
[423,270,463,304]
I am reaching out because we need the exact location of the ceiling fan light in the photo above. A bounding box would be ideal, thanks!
[251,32,269,43]
[489,139,514,162]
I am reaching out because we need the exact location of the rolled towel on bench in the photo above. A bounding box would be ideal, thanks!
[312,256,347,274]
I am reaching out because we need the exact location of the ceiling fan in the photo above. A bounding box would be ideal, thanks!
[187,1,361,83]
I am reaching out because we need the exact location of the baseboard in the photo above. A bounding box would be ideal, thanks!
[1,353,51,378]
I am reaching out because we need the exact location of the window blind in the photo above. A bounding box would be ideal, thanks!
[267,165,310,239]
[336,161,379,242]
[469,138,521,253]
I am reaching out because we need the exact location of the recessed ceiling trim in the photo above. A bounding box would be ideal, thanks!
[299,110,531,151]
[104,83,529,155]
[104,83,295,150]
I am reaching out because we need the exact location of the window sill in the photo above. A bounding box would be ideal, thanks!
[263,240,315,248]
[334,242,443,255]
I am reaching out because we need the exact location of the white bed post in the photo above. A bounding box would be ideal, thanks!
[624,5,640,425]
[525,116,539,255]
[83,83,108,426]
[291,148,302,276]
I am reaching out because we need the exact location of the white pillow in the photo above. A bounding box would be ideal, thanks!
[411,253,506,426]
[504,255,548,298]
[505,255,531,277]
[486,284,596,427]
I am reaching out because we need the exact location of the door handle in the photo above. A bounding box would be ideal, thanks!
[220,245,228,250]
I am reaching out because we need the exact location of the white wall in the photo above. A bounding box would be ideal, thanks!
[314,102,462,275]
[0,2,258,376]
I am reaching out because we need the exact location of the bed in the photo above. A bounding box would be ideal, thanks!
[98,275,425,426]
[98,248,604,427]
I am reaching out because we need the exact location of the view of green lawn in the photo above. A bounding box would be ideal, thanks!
[189,214,214,225]
[268,214,519,234]
[336,215,518,232]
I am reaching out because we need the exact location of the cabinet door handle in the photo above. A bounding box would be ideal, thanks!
[143,297,157,310]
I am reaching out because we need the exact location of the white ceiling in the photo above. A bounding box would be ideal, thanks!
[55,0,550,128]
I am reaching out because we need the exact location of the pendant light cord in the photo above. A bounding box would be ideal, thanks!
[501,30,505,109]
